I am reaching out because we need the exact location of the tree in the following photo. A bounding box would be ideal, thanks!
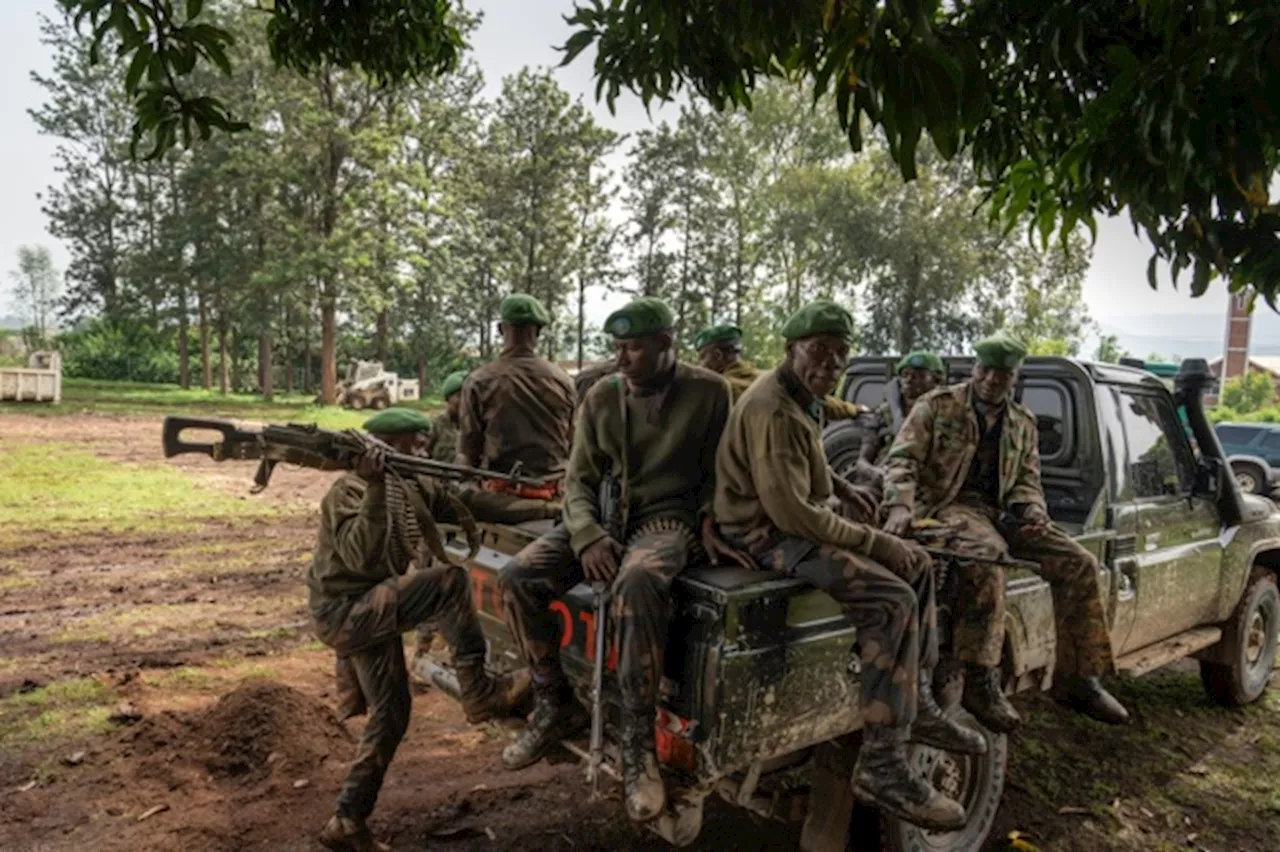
[1221,371,1277,415]
[68,1,1280,301]
[1093,334,1128,364]
[8,247,62,343]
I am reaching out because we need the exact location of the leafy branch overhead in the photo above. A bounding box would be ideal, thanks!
[62,0,1280,301]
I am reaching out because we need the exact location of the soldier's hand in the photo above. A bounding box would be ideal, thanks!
[701,516,757,571]
[867,530,917,580]
[354,445,388,482]
[836,481,879,525]
[581,536,624,583]
[1016,504,1051,539]
[883,505,914,537]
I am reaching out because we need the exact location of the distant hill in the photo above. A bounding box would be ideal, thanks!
[1096,308,1280,361]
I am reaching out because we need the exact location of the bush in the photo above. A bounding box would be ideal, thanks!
[58,318,181,384]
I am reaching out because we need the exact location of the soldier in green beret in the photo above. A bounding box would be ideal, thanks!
[883,332,1129,734]
[456,293,576,519]
[692,319,869,421]
[500,296,733,824]
[711,300,980,831]
[307,408,529,852]
[859,350,948,465]
[425,371,467,463]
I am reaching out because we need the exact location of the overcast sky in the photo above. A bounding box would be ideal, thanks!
[0,0,1237,333]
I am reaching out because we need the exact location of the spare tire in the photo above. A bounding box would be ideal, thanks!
[823,415,878,478]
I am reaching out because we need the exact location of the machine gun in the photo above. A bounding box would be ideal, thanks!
[161,415,559,494]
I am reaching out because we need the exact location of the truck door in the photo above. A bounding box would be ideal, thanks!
[1100,386,1224,654]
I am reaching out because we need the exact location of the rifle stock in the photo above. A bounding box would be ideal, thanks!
[161,415,559,492]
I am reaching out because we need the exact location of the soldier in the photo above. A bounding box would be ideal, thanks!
[499,297,732,824]
[859,351,947,465]
[306,408,529,852]
[456,293,575,521]
[882,332,1129,733]
[692,322,867,420]
[711,301,981,832]
[424,370,467,462]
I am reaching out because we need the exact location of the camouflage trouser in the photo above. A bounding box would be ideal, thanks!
[310,564,487,821]
[937,502,1114,676]
[741,531,938,729]
[499,519,694,710]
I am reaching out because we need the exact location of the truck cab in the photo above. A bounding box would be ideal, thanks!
[431,356,1280,852]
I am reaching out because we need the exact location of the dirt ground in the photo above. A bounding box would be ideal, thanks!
[1,411,1279,852]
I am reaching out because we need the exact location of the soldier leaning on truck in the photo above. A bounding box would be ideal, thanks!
[305,408,530,852]
[882,332,1131,733]
[424,370,467,462]
[693,322,868,420]
[456,293,575,522]
[710,300,983,832]
[499,297,733,825]
[859,350,947,465]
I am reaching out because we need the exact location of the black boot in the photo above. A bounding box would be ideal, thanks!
[961,664,1022,734]
[455,658,532,724]
[500,681,588,771]
[619,706,666,823]
[1051,675,1130,725]
[910,670,988,755]
[851,724,967,831]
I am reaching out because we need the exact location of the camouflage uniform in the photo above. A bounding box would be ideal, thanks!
[501,363,732,712]
[306,473,489,823]
[882,381,1114,676]
[714,367,937,727]
[863,399,897,465]
[425,411,459,463]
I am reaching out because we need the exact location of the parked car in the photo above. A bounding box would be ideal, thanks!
[1214,422,1280,494]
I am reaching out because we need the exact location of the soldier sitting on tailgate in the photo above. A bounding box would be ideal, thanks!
[456,293,575,523]
[499,297,732,825]
[860,350,947,466]
[710,300,984,832]
[882,332,1130,733]
[693,322,867,421]
[425,370,467,462]
[306,408,529,852]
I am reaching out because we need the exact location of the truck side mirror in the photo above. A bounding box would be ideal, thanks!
[1193,456,1222,496]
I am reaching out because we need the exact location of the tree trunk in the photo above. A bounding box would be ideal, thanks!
[375,308,388,364]
[177,280,190,390]
[283,303,294,394]
[259,329,274,401]
[417,354,427,396]
[217,322,229,396]
[896,253,923,353]
[230,328,243,393]
[577,273,586,370]
[303,300,314,394]
[198,290,212,391]
[321,295,337,404]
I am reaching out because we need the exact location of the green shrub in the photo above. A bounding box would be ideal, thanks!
[58,319,181,384]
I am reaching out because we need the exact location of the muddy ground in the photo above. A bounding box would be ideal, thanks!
[1,412,1278,852]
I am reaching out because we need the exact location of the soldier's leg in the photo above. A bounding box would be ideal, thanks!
[331,636,411,833]
[1010,525,1128,724]
[497,525,589,769]
[611,520,695,823]
[465,489,561,524]
[790,544,966,831]
[935,504,1022,733]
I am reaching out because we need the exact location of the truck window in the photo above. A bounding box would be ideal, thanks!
[1116,390,1196,499]
[1020,384,1071,465]
[1261,432,1280,453]
[1214,425,1254,444]
[852,378,887,408]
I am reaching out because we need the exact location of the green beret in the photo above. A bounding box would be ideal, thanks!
[896,351,945,376]
[500,293,551,327]
[693,324,742,351]
[362,407,433,435]
[605,297,674,339]
[781,300,854,342]
[973,332,1028,369]
[440,371,468,399]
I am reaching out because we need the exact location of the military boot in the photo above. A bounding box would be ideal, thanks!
[500,682,589,771]
[620,706,666,823]
[961,664,1022,734]
[851,724,967,831]
[1051,674,1130,726]
[318,815,391,852]
[910,670,988,755]
[455,658,532,725]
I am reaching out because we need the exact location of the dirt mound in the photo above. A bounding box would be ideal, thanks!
[122,679,351,784]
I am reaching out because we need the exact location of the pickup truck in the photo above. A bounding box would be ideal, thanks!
[423,356,1280,852]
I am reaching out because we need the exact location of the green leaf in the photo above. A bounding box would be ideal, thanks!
[124,43,153,93]
[1147,254,1160,290]
[187,0,204,20]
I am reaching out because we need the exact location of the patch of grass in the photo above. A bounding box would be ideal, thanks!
[0,377,440,429]
[145,666,218,692]
[0,677,117,747]
[0,576,36,591]
[0,442,278,537]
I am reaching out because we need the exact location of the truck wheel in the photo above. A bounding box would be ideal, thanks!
[879,709,1008,852]
[347,391,367,411]
[823,417,876,476]
[1200,570,1279,707]
[1231,460,1268,495]
[370,393,389,410]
